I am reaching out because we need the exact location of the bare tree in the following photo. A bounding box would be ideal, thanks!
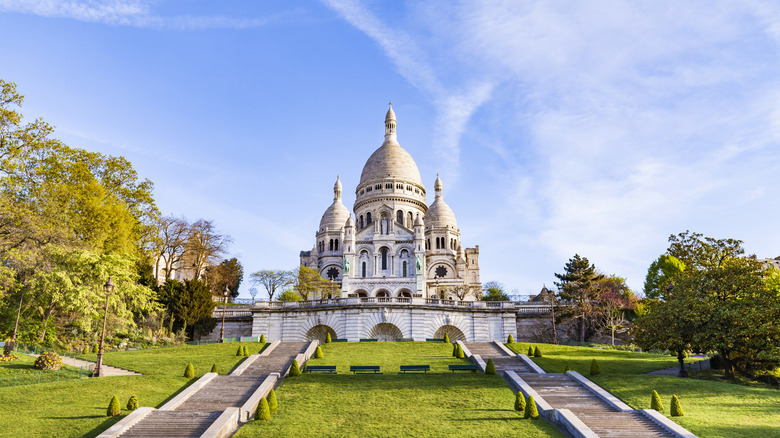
[152,216,191,283]
[451,285,477,301]
[250,269,293,301]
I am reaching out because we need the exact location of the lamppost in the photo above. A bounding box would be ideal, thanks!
[249,287,258,304]
[93,277,114,377]
[220,286,230,342]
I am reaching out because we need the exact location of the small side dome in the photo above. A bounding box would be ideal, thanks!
[414,214,424,227]
[319,176,350,231]
[345,215,355,228]
[424,174,457,228]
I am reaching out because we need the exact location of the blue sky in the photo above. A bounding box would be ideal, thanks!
[2,1,779,298]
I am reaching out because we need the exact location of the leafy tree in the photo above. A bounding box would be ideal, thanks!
[157,279,216,339]
[182,219,232,280]
[206,258,244,299]
[643,254,686,299]
[481,281,509,301]
[250,269,293,301]
[293,266,328,300]
[554,254,604,343]
[277,290,302,301]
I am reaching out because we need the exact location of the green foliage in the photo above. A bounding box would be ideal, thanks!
[267,389,278,413]
[554,254,605,343]
[452,344,458,357]
[524,395,539,419]
[289,359,301,377]
[277,290,302,302]
[33,352,62,370]
[236,346,243,356]
[514,392,526,412]
[651,390,663,413]
[564,364,571,372]
[528,346,534,356]
[324,333,330,343]
[644,254,686,299]
[314,346,323,359]
[670,394,684,417]
[443,333,450,343]
[456,344,465,359]
[243,346,249,356]
[82,346,89,354]
[93,344,99,353]
[481,281,509,301]
[260,334,267,343]
[126,395,138,411]
[507,334,514,343]
[486,358,496,375]
[534,346,542,358]
[254,397,271,421]
[590,359,600,375]
[206,258,244,299]
[157,279,216,339]
[210,363,218,374]
[184,362,194,378]
[106,396,121,417]
[250,270,293,301]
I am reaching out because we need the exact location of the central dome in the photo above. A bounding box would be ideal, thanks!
[358,105,423,187]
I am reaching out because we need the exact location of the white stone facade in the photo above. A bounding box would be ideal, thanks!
[300,106,481,300]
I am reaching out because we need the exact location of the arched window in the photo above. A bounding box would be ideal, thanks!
[397,210,404,224]
[334,239,339,251]
[381,248,388,270]
[362,262,366,278]
[359,215,364,229]
[367,212,372,224]
[403,261,407,277]
[408,212,413,228]
[329,239,333,251]
[436,237,440,249]
[426,239,430,250]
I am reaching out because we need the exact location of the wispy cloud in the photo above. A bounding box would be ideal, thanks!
[0,0,295,30]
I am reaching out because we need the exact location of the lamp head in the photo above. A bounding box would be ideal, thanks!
[104,277,115,294]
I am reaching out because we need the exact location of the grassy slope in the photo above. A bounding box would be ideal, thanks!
[506,342,780,438]
[0,342,263,438]
[234,342,563,438]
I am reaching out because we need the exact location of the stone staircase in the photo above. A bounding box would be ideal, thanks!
[116,342,308,438]
[466,343,678,438]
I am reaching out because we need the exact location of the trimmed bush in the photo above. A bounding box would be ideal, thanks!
[260,334,267,343]
[524,395,539,419]
[486,358,496,375]
[456,344,465,359]
[184,363,195,378]
[514,392,526,412]
[244,346,250,356]
[651,390,664,413]
[324,333,331,343]
[210,363,218,374]
[93,344,99,353]
[671,395,684,417]
[590,359,601,376]
[126,396,138,411]
[236,346,243,356]
[507,334,514,344]
[33,352,63,370]
[314,345,323,359]
[107,396,121,417]
[82,346,90,355]
[528,346,534,356]
[564,364,571,372]
[289,359,301,377]
[443,333,450,343]
[533,346,542,358]
[254,397,271,421]
[452,344,458,357]
[267,389,278,413]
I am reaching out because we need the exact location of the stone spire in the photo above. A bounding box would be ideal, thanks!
[434,173,443,198]
[334,175,342,201]
[384,102,397,140]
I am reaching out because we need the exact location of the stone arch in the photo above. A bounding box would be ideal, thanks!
[427,313,471,341]
[305,324,337,343]
[375,289,390,297]
[428,261,457,279]
[354,289,369,297]
[434,325,466,341]
[396,288,412,298]
[366,323,403,341]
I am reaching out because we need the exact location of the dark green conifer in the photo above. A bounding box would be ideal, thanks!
[314,345,323,359]
[289,359,301,377]
[452,343,458,357]
[260,334,267,343]
[325,333,331,343]
[443,333,450,343]
[267,389,278,413]
[254,398,270,421]
[524,395,539,419]
[210,363,218,374]
[534,346,542,357]
[670,395,684,417]
[514,392,526,412]
[236,346,243,356]
[486,358,496,375]
[456,344,465,359]
[107,396,121,417]
[651,390,664,413]
[507,334,514,343]
[126,396,138,411]
[528,346,534,356]
[590,359,600,375]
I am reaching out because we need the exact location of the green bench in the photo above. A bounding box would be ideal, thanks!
[331,339,348,342]
[350,365,381,374]
[449,364,480,373]
[399,365,430,374]
[305,365,336,374]
[426,338,445,342]
[396,338,414,342]
[359,338,378,342]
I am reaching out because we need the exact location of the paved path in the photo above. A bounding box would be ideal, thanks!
[467,342,678,438]
[27,354,140,376]
[646,359,709,376]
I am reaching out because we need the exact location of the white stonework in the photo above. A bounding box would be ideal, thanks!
[300,106,481,300]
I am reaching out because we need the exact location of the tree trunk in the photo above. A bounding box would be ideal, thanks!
[580,314,586,344]
[676,350,688,378]
[550,300,558,345]
[40,304,55,342]
[722,350,734,379]
[611,326,615,346]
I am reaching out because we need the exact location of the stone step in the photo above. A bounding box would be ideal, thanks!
[463,342,510,357]
[176,376,263,411]
[118,411,220,437]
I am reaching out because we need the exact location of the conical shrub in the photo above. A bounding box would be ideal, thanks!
[126,395,138,411]
[106,396,121,417]
[260,334,267,343]
[651,390,664,413]
[564,364,571,372]
[507,334,514,344]
[670,395,684,417]
[314,345,323,359]
[236,346,243,356]
[325,332,331,343]
[590,359,600,376]
[184,363,194,378]
[452,343,458,357]
[93,344,99,353]
[82,346,90,354]
[267,389,278,413]
[289,359,301,377]
[534,346,542,357]
[528,346,534,356]
[254,397,271,421]
[524,395,539,419]
[244,346,250,356]
[456,344,465,359]
[444,333,450,343]
[210,363,218,374]
[486,358,496,375]
[514,392,526,412]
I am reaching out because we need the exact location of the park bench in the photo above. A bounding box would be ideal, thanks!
[399,365,430,374]
[305,365,336,374]
[396,338,414,342]
[359,338,378,342]
[331,338,348,342]
[350,365,381,374]
[449,364,480,373]
[426,338,445,342]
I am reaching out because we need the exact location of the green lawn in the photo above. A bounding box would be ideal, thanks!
[0,342,263,438]
[234,342,563,437]
[506,342,780,438]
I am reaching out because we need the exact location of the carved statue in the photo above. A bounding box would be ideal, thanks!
[343,256,350,274]
[416,255,422,271]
